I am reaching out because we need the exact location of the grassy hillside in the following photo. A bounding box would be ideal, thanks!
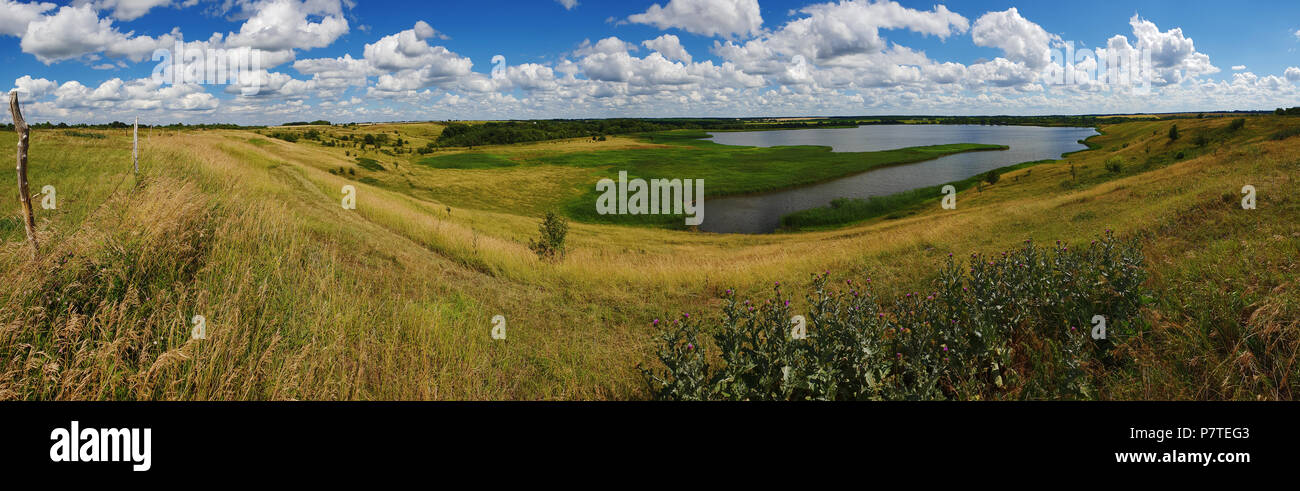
[0,115,1296,400]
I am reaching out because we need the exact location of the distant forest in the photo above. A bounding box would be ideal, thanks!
[428,113,1266,147]
[431,119,855,147]
[2,111,1277,136]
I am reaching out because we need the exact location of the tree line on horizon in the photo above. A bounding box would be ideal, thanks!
[0,110,1278,135]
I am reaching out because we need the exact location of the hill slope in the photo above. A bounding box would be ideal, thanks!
[1,116,1296,400]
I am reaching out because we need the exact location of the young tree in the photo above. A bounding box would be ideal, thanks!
[528,211,569,262]
[1168,124,1180,141]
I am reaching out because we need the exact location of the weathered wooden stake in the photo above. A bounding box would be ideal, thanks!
[133,116,139,177]
[9,91,37,253]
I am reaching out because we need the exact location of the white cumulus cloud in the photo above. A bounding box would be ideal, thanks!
[0,0,55,37]
[225,0,349,51]
[20,4,175,64]
[643,34,692,63]
[972,7,1058,70]
[628,0,763,38]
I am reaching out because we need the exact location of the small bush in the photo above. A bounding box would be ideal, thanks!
[269,131,299,143]
[1269,126,1300,141]
[983,170,1000,185]
[1168,124,1179,141]
[1105,157,1123,174]
[1228,118,1245,131]
[528,212,569,262]
[64,131,106,139]
[642,231,1147,401]
[355,157,384,171]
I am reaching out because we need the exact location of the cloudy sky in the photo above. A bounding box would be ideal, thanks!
[4,0,1300,124]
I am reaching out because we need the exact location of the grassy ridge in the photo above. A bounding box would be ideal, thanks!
[0,115,1296,400]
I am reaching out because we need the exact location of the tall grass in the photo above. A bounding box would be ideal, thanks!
[0,115,1296,400]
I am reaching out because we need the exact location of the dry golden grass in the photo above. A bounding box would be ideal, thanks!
[1,115,1296,399]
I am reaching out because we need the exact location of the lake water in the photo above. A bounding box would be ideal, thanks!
[700,125,1098,234]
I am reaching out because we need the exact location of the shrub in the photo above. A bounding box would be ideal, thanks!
[65,131,106,139]
[982,170,1000,185]
[269,131,299,143]
[1228,118,1245,131]
[1168,124,1179,141]
[641,231,1148,401]
[528,211,569,262]
[355,157,384,171]
[1104,157,1123,174]
[1269,126,1300,141]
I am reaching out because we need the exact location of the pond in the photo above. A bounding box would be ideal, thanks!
[700,125,1099,234]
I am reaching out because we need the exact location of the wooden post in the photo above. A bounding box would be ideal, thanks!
[133,116,138,177]
[9,91,37,253]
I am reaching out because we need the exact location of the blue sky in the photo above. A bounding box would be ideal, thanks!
[4,0,1300,124]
